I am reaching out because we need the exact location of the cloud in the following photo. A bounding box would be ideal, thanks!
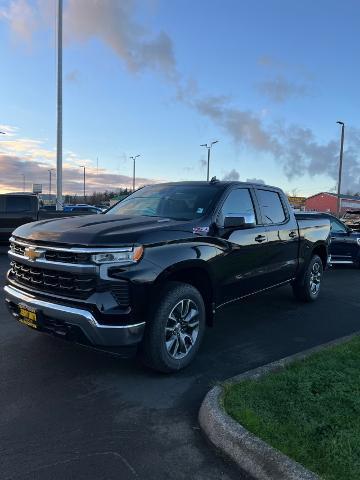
[64,0,177,79]
[257,76,310,103]
[0,154,155,194]
[222,170,266,184]
[196,95,280,154]
[222,169,240,181]
[0,0,39,42]
[246,178,265,184]
[0,136,55,161]
[0,0,178,80]
[0,124,18,136]
[194,95,360,192]
[0,126,156,194]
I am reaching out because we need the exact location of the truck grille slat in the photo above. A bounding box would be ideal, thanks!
[9,261,96,299]
[111,284,130,307]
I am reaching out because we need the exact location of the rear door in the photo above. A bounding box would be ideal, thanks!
[330,217,356,261]
[215,187,271,305]
[254,188,299,284]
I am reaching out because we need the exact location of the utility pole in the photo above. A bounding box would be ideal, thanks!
[130,155,140,192]
[80,165,86,201]
[56,0,63,210]
[200,141,219,181]
[336,121,345,217]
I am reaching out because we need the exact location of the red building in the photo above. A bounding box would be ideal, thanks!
[306,192,360,215]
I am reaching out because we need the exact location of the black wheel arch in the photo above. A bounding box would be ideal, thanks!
[154,260,215,326]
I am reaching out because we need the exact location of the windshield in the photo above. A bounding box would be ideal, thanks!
[107,184,222,220]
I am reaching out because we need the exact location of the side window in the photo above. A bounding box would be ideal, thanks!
[331,219,347,234]
[218,188,256,224]
[5,196,32,213]
[256,189,286,225]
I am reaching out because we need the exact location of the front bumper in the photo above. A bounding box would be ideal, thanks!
[4,284,145,347]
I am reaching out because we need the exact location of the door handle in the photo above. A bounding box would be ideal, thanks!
[289,231,297,238]
[255,235,266,243]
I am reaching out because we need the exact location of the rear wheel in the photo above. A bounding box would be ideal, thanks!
[293,255,323,302]
[140,282,206,373]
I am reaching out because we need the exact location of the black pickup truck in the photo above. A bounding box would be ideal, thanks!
[4,181,330,372]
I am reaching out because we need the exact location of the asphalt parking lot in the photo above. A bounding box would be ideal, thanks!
[1,252,359,480]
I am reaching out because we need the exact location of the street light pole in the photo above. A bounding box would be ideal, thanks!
[80,166,86,201]
[56,0,63,210]
[336,121,345,217]
[22,174,25,193]
[200,140,219,181]
[130,155,140,192]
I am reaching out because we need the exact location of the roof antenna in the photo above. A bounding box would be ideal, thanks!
[210,176,218,184]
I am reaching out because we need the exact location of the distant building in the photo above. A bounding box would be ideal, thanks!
[287,196,306,210]
[305,192,360,215]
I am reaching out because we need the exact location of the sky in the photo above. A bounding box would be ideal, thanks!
[0,0,359,196]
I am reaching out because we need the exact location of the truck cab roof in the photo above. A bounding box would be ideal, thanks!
[145,180,281,192]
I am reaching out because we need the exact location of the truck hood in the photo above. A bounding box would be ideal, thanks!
[13,214,196,247]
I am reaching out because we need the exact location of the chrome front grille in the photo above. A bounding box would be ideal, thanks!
[9,261,96,299]
[11,243,25,256]
[10,240,91,265]
[44,250,91,264]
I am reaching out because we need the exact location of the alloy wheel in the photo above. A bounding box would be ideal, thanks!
[310,261,322,295]
[165,299,200,360]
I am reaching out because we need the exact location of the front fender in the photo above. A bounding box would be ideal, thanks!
[146,240,224,276]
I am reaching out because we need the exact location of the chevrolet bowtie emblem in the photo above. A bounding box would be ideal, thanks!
[25,247,42,261]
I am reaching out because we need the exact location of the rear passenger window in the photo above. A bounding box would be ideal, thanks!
[218,188,256,224]
[256,190,286,224]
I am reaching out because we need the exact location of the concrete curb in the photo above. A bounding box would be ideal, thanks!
[199,332,360,480]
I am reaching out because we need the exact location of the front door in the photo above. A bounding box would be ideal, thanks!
[330,218,356,262]
[214,187,271,306]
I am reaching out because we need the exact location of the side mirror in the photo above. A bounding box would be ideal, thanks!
[223,213,256,229]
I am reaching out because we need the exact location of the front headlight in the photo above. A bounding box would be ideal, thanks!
[91,245,144,265]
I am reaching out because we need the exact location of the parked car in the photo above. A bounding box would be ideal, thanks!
[63,205,102,214]
[0,194,103,244]
[341,210,360,232]
[4,181,330,372]
[0,194,39,243]
[300,212,360,267]
[40,204,56,211]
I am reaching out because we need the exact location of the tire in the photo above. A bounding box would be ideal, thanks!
[140,281,206,373]
[292,254,324,302]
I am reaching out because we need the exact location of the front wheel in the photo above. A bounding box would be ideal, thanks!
[140,282,206,373]
[293,255,324,302]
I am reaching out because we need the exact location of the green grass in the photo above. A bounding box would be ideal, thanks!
[223,337,360,480]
